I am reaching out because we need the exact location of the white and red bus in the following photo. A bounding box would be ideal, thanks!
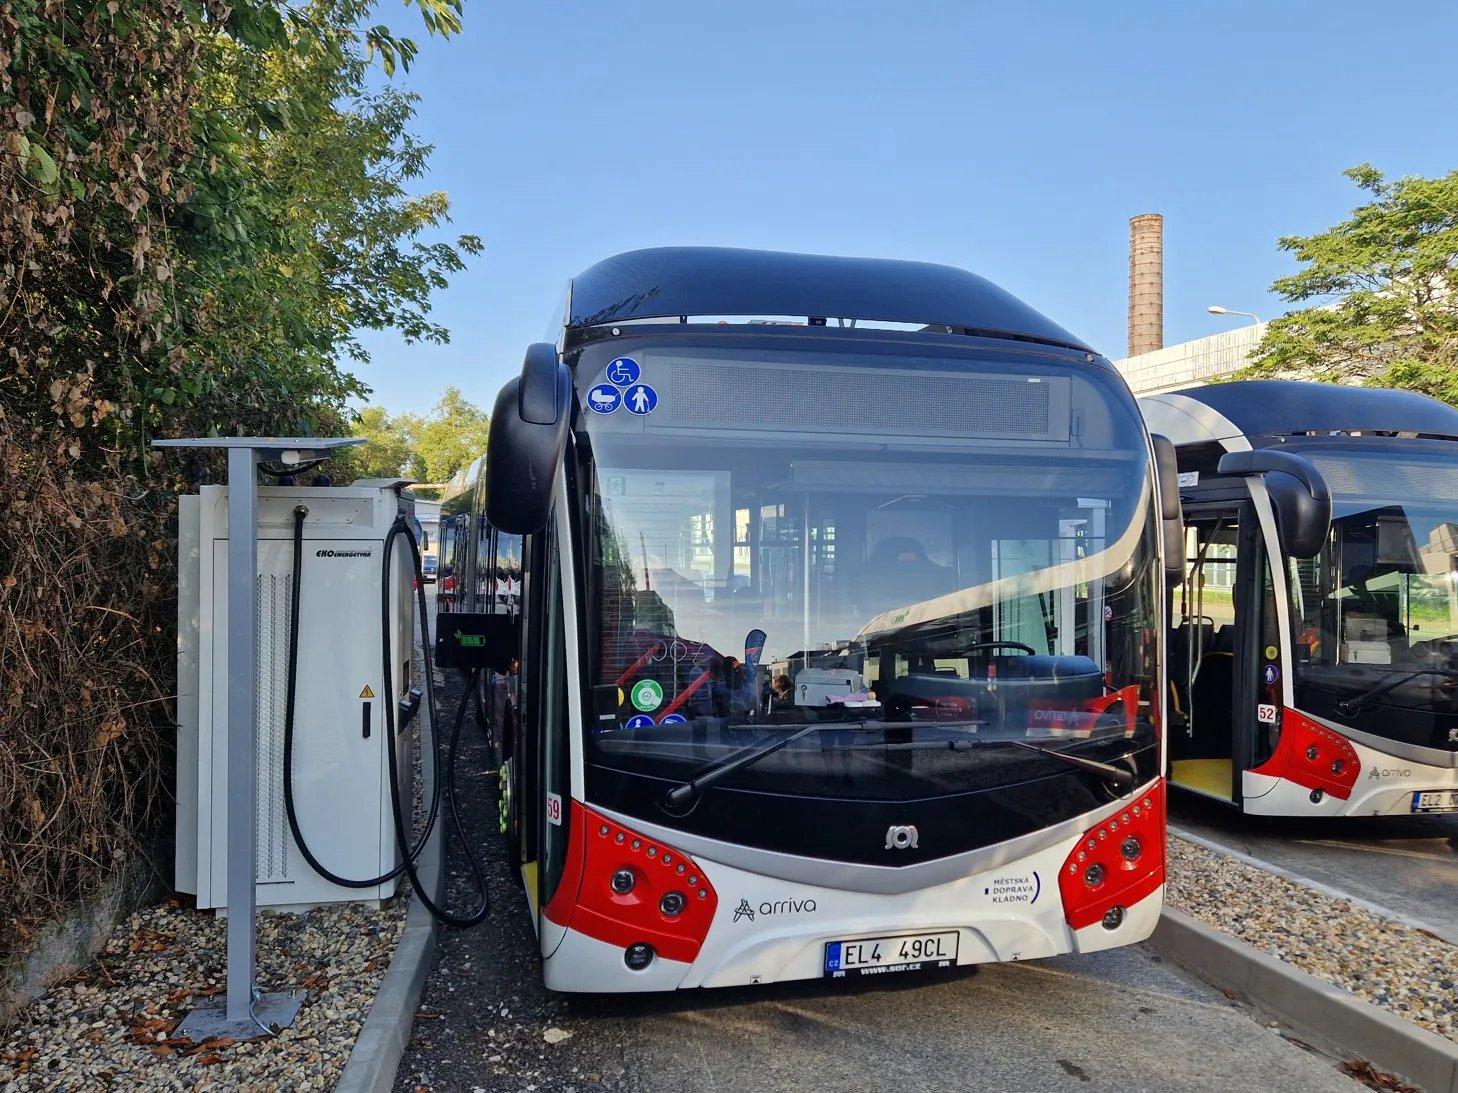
[475,247,1178,991]
[1144,380,1458,817]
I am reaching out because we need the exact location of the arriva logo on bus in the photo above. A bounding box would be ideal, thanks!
[733,897,819,923]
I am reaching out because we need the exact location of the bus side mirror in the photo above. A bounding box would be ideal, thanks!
[1151,434,1184,585]
[486,343,571,534]
[1217,450,1332,559]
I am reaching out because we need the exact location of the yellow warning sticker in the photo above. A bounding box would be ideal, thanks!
[359,684,375,699]
[1264,646,1278,661]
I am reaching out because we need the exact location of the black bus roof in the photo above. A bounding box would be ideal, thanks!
[564,246,1093,354]
[1147,380,1458,444]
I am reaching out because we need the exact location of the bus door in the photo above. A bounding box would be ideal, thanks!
[536,522,572,946]
[1170,503,1263,802]
[514,517,573,942]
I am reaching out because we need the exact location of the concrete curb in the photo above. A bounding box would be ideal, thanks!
[334,902,439,1093]
[1151,908,1458,1093]
[335,630,447,1093]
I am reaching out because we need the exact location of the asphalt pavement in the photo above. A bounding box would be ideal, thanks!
[392,675,1362,1093]
[1170,790,1458,942]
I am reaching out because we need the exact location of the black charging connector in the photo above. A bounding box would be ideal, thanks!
[397,687,423,732]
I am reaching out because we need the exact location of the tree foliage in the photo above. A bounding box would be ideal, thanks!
[0,0,475,950]
[342,386,490,485]
[404,385,489,483]
[1243,165,1458,402]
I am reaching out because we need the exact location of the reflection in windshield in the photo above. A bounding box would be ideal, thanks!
[580,348,1162,800]
[1288,444,1458,751]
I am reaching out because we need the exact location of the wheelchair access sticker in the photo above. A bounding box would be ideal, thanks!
[606,357,641,386]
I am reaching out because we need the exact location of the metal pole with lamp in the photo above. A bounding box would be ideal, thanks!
[153,436,361,1040]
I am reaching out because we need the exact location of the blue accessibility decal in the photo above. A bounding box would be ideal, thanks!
[1263,663,1279,686]
[625,714,655,729]
[587,384,621,414]
[605,357,641,387]
[659,713,687,725]
[623,384,658,415]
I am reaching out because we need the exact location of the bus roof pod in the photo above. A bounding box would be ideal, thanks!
[563,246,1094,354]
[1145,380,1458,445]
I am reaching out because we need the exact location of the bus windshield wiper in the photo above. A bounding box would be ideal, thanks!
[999,739,1135,793]
[661,722,829,808]
[661,719,970,806]
[661,720,1136,806]
[1335,667,1458,717]
[846,722,1137,792]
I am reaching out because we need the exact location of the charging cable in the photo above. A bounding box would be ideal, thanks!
[280,504,488,926]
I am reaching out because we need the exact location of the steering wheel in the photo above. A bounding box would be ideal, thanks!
[965,641,1038,656]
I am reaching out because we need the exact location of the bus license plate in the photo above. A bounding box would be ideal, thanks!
[1411,790,1458,813]
[824,931,959,977]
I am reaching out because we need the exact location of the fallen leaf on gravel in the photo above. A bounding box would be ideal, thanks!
[184,1035,236,1056]
[543,1027,573,1044]
[195,1052,224,1065]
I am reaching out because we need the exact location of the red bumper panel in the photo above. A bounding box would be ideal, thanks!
[1249,708,1359,800]
[545,803,718,964]
[1059,780,1165,931]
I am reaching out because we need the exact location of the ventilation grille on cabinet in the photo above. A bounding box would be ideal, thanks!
[255,572,291,884]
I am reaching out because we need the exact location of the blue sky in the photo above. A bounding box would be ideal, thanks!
[355,0,1458,416]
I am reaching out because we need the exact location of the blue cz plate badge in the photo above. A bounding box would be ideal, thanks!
[825,930,958,977]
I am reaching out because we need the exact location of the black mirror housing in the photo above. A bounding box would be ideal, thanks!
[486,343,572,534]
[1264,471,1331,559]
[1216,449,1332,560]
[1150,434,1184,585]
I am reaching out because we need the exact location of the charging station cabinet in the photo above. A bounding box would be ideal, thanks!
[176,482,416,910]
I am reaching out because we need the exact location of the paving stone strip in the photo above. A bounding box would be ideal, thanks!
[1168,836,1457,1045]
[0,895,405,1091]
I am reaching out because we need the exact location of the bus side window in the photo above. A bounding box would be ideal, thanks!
[498,532,523,614]
[438,517,458,611]
[539,524,572,911]
[477,513,494,611]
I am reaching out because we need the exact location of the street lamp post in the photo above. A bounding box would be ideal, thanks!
[1207,305,1263,325]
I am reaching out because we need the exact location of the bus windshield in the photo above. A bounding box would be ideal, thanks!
[1286,439,1458,752]
[578,338,1163,805]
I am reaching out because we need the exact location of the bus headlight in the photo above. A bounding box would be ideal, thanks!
[1084,862,1106,887]
[660,891,686,917]
[1120,836,1142,862]
[611,868,636,895]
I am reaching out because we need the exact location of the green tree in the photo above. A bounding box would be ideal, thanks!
[407,385,490,483]
[347,405,416,478]
[1242,164,1458,402]
[0,0,475,950]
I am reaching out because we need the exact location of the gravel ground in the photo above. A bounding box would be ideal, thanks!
[1167,836,1458,1044]
[394,673,1364,1093]
[0,895,406,1091]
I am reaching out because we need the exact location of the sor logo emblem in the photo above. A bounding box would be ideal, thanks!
[884,824,919,850]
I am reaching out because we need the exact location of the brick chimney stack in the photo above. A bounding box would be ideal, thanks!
[1127,213,1164,357]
